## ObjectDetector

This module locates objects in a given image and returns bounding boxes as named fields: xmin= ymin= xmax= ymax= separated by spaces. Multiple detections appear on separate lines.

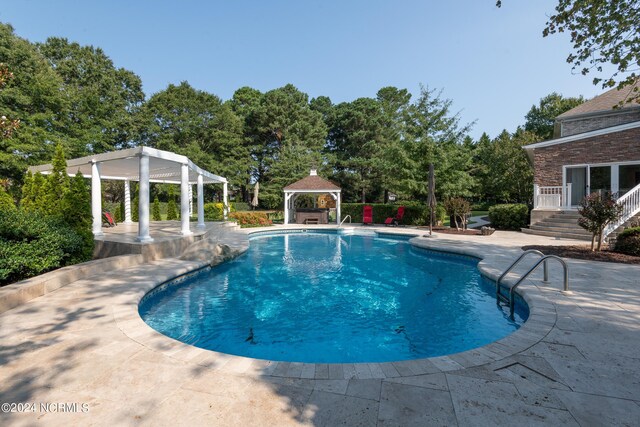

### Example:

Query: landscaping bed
xmin=417 ymin=226 xmax=482 ymax=236
xmin=522 ymin=245 xmax=640 ymax=265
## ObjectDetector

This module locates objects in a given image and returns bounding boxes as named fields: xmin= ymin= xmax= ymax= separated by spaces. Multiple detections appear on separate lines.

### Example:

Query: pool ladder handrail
xmin=496 ymin=250 xmax=569 ymax=318
xmin=339 ymin=215 xmax=352 ymax=227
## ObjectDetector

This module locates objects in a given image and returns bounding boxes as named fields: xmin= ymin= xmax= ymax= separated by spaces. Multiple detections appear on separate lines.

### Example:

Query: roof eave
xmin=523 ymin=121 xmax=640 ymax=151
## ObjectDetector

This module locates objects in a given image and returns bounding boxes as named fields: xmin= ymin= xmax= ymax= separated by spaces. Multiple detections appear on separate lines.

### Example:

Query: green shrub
xmin=229 ymin=212 xmax=272 ymax=228
xmin=152 ymin=196 xmax=162 ymax=221
xmin=204 ymin=202 xmax=236 ymax=221
xmin=614 ymin=227 xmax=640 ymax=256
xmin=234 ymin=202 xmax=250 ymax=211
xmin=0 ymin=210 xmax=86 ymax=285
xmin=0 ymin=186 xmax=16 ymax=212
xmin=488 ymin=204 xmax=529 ymax=230
xmin=166 ymin=185 xmax=178 ymax=220
xmin=341 ymin=203 xmax=426 ymax=225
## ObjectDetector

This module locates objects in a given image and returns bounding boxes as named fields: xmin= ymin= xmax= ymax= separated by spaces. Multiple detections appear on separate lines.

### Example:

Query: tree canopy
xmin=524 ymin=92 xmax=584 ymax=139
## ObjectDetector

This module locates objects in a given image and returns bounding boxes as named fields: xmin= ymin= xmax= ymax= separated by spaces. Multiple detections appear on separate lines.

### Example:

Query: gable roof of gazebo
xmin=284 ymin=172 xmax=340 ymax=192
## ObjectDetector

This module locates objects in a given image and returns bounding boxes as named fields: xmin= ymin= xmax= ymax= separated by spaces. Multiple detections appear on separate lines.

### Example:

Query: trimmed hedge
xmin=341 ymin=203 xmax=444 ymax=225
xmin=488 ymin=204 xmax=529 ymax=230
xmin=229 ymin=212 xmax=272 ymax=228
xmin=234 ymin=202 xmax=250 ymax=211
xmin=0 ymin=210 xmax=86 ymax=286
xmin=204 ymin=202 xmax=236 ymax=221
xmin=614 ymin=227 xmax=640 ymax=256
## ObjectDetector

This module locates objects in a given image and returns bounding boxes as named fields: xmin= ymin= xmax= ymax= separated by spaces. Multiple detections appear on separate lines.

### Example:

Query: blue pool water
xmin=139 ymin=232 xmax=528 ymax=363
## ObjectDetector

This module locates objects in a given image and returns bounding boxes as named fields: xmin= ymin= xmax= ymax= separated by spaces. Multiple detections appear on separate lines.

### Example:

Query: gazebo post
xmin=197 ymin=174 xmax=205 ymax=229
xmin=336 ymin=192 xmax=341 ymax=225
xmin=136 ymin=153 xmax=153 ymax=243
xmin=180 ymin=163 xmax=192 ymax=236
xmin=123 ymin=179 xmax=132 ymax=224
xmin=91 ymin=161 xmax=103 ymax=236
xmin=284 ymin=191 xmax=291 ymax=224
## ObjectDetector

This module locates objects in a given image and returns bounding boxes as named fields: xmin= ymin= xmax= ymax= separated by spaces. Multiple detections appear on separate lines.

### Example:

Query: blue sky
xmin=1 ymin=0 xmax=603 ymax=139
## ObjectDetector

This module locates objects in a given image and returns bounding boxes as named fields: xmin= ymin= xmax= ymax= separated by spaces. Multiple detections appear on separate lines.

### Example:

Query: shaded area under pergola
xmin=29 ymin=146 xmax=228 ymax=243
xmin=283 ymin=169 xmax=341 ymax=225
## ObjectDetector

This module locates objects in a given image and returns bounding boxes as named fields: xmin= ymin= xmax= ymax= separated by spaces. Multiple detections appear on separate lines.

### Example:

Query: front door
xmin=566 ymin=166 xmax=587 ymax=206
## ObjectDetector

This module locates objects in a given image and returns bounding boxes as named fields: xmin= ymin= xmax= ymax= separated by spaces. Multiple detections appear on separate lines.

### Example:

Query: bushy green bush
xmin=0 ymin=210 xmax=86 ymax=285
xmin=488 ymin=204 xmax=529 ymax=230
xmin=0 ymin=186 xmax=16 ymax=212
xmin=234 ymin=202 xmax=250 ymax=211
xmin=229 ymin=212 xmax=272 ymax=228
xmin=614 ymin=227 xmax=640 ymax=256
xmin=166 ymin=186 xmax=178 ymax=220
xmin=341 ymin=203 xmax=426 ymax=225
xmin=152 ymin=196 xmax=162 ymax=221
xmin=204 ymin=202 xmax=236 ymax=221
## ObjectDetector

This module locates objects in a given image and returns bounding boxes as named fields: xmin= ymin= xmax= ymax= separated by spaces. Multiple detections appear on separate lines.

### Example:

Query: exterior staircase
xmin=521 ymin=211 xmax=592 ymax=241
xmin=605 ymin=212 xmax=640 ymax=245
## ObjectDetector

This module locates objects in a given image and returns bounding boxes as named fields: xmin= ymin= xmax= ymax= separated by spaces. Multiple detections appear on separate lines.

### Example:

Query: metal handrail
xmin=507 ymin=255 xmax=569 ymax=318
xmin=339 ymin=215 xmax=352 ymax=227
xmin=496 ymin=250 xmax=547 ymax=300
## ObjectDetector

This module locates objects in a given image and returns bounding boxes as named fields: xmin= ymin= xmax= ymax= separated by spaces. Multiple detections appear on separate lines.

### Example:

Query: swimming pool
xmin=139 ymin=231 xmax=528 ymax=363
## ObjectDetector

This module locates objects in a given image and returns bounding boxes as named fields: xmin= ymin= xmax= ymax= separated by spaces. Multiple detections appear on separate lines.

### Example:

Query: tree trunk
xmin=384 ymin=189 xmax=389 ymax=204
xmin=361 ymin=188 xmax=366 ymax=204
xmin=596 ymin=227 xmax=603 ymax=251
xmin=590 ymin=233 xmax=596 ymax=251
xmin=454 ymin=216 xmax=460 ymax=231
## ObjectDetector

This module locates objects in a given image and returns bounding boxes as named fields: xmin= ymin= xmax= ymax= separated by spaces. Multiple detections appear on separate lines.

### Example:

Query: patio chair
xmin=102 ymin=211 xmax=117 ymax=227
xmin=384 ymin=206 xmax=405 ymax=227
xmin=363 ymin=205 xmax=373 ymax=225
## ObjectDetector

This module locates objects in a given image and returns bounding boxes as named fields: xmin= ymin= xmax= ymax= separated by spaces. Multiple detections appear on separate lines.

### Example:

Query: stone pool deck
xmin=1 ymin=226 xmax=639 ymax=426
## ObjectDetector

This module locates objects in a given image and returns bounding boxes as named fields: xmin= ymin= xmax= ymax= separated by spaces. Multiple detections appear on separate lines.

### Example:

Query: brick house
xmin=523 ymin=85 xmax=640 ymax=240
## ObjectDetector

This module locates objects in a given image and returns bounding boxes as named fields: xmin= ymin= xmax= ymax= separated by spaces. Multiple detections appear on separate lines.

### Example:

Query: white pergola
xmin=29 ymin=146 xmax=228 ymax=243
xmin=283 ymin=169 xmax=341 ymax=224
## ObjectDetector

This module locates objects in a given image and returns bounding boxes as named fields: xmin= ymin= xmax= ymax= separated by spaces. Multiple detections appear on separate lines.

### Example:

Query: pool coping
xmin=114 ymin=227 xmax=558 ymax=380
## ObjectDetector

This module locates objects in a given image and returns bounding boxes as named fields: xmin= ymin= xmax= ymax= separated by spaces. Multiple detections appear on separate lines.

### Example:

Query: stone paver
xmin=1 ymin=227 xmax=640 ymax=426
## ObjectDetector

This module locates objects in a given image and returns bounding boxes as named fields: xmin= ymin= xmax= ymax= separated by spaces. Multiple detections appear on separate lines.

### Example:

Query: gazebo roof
xmin=28 ymin=146 xmax=226 ymax=184
xmin=284 ymin=170 xmax=341 ymax=192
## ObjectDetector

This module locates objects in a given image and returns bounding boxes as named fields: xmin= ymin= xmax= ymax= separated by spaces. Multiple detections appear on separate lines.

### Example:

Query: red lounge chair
xmin=102 ymin=211 xmax=117 ymax=227
xmin=363 ymin=205 xmax=373 ymax=225
xmin=384 ymin=206 xmax=405 ymax=226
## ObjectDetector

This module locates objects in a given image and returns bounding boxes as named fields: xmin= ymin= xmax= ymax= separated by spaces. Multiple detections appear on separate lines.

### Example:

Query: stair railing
xmin=603 ymin=182 xmax=640 ymax=238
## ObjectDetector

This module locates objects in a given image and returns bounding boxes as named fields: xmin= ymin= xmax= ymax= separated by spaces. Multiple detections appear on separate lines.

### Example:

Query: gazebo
xmin=283 ymin=169 xmax=341 ymax=225
xmin=29 ymin=146 xmax=228 ymax=242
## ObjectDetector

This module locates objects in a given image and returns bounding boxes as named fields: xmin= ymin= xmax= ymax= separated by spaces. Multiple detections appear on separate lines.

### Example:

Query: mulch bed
xmin=417 ymin=226 xmax=482 ymax=236
xmin=522 ymin=245 xmax=640 ymax=265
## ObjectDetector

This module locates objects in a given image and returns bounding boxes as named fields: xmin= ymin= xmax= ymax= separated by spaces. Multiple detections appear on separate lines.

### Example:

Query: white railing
xmin=604 ymin=182 xmax=640 ymax=238
xmin=534 ymin=184 xmax=572 ymax=209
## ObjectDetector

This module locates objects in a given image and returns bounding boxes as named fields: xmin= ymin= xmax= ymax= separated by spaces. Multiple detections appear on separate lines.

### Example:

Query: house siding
xmin=560 ymin=109 xmax=640 ymax=137
xmin=533 ymin=126 xmax=640 ymax=186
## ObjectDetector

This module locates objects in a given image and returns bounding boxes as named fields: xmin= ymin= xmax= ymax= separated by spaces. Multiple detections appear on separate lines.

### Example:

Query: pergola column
xmin=189 ymin=184 xmax=193 ymax=216
xmin=91 ymin=161 xmax=103 ymax=236
xmin=123 ymin=179 xmax=132 ymax=224
xmin=181 ymin=163 xmax=192 ymax=236
xmin=197 ymin=174 xmax=205 ymax=229
xmin=136 ymin=153 xmax=153 ymax=242
xmin=223 ymin=182 xmax=228 ymax=220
